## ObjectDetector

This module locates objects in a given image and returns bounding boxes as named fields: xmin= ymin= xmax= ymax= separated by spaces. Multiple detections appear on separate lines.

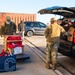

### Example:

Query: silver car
xmin=24 ymin=21 xmax=47 ymax=37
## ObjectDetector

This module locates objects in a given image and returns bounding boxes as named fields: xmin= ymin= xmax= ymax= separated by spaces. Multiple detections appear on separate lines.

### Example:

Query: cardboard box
xmin=67 ymin=27 xmax=75 ymax=41
xmin=4 ymin=35 xmax=24 ymax=55
xmin=8 ymin=47 xmax=24 ymax=55
xmin=0 ymin=55 xmax=16 ymax=72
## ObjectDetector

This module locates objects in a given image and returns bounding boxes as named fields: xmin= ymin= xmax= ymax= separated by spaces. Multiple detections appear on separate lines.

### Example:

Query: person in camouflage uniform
xmin=1 ymin=16 xmax=16 ymax=35
xmin=44 ymin=17 xmax=65 ymax=70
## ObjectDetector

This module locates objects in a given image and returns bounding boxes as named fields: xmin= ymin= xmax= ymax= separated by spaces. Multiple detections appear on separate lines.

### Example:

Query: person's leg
xmin=22 ymin=31 xmax=25 ymax=40
xmin=20 ymin=31 xmax=25 ymax=45
xmin=45 ymin=43 xmax=52 ymax=69
xmin=51 ymin=43 xmax=58 ymax=70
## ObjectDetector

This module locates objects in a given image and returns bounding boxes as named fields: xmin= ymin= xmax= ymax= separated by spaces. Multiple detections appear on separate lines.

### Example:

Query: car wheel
xmin=27 ymin=31 xmax=33 ymax=37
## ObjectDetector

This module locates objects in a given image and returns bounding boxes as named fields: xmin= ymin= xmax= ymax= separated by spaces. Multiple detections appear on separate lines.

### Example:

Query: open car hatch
xmin=38 ymin=6 xmax=75 ymax=18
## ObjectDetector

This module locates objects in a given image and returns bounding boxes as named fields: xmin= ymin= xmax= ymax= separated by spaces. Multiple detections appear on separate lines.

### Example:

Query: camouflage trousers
xmin=46 ymin=42 xmax=59 ymax=66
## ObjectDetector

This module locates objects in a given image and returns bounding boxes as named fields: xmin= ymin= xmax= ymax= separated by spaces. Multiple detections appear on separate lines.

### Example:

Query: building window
xmin=15 ymin=17 xmax=16 ymax=24
xmin=30 ymin=16 xmax=32 ymax=21
xmin=17 ymin=17 xmax=19 ymax=25
xmin=33 ymin=16 xmax=34 ymax=21
xmin=28 ymin=17 xmax=29 ymax=21
xmin=12 ymin=17 xmax=13 ymax=20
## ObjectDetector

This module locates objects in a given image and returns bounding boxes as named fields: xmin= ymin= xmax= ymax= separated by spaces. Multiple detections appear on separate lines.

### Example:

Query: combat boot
xmin=45 ymin=61 xmax=51 ymax=69
xmin=52 ymin=65 xmax=56 ymax=70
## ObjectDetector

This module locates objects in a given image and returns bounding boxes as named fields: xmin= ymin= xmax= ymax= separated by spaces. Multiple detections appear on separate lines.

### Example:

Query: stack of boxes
xmin=4 ymin=35 xmax=24 ymax=55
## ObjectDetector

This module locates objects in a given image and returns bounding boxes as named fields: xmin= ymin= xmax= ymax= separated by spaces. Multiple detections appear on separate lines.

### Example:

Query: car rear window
xmin=25 ymin=22 xmax=31 ymax=26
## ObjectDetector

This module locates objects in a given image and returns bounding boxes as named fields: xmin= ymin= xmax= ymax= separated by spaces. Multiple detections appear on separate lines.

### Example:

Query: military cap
xmin=6 ymin=16 xmax=11 ymax=21
xmin=50 ymin=17 xmax=57 ymax=22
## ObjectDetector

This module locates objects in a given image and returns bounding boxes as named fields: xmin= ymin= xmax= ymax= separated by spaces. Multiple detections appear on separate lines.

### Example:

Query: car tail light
xmin=73 ymin=31 xmax=75 ymax=44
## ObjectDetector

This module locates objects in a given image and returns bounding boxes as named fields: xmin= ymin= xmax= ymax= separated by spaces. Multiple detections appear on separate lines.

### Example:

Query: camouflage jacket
xmin=2 ymin=21 xmax=16 ymax=35
xmin=44 ymin=23 xmax=65 ymax=43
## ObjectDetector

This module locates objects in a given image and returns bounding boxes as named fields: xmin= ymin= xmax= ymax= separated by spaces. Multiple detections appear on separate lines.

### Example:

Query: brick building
xmin=0 ymin=12 xmax=36 ymax=27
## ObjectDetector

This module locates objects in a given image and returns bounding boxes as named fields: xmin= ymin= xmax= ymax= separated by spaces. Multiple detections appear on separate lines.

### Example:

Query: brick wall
xmin=0 ymin=12 xmax=36 ymax=26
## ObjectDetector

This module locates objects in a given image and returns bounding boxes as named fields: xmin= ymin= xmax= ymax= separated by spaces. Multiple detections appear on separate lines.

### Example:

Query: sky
xmin=0 ymin=0 xmax=75 ymax=24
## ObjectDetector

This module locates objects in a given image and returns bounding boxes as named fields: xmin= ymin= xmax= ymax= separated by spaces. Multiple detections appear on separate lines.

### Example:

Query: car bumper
xmin=59 ymin=39 xmax=72 ymax=56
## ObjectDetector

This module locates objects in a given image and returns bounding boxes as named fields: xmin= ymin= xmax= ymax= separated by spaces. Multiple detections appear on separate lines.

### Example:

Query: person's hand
xmin=13 ymin=32 xmax=16 ymax=35
xmin=65 ymin=32 xmax=72 ymax=36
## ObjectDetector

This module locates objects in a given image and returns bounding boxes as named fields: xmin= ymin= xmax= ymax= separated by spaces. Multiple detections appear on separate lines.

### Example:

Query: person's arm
xmin=44 ymin=26 xmax=52 ymax=38
xmin=18 ymin=24 xmax=21 ymax=31
xmin=60 ymin=26 xmax=65 ymax=33
xmin=60 ymin=26 xmax=72 ymax=36
xmin=11 ymin=22 xmax=16 ymax=34
xmin=0 ymin=26 xmax=5 ymax=36
xmin=13 ymin=23 xmax=16 ymax=32
xmin=1 ymin=22 xmax=6 ymax=35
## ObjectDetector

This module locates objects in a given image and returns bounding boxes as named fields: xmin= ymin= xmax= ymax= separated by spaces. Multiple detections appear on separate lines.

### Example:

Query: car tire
xmin=27 ymin=31 xmax=33 ymax=37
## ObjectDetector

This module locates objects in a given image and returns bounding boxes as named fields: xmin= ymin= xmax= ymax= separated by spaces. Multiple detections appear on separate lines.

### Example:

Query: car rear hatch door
xmin=38 ymin=6 xmax=75 ymax=18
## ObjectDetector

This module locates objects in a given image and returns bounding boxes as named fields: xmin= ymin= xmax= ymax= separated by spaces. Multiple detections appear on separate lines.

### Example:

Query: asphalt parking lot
xmin=25 ymin=35 xmax=75 ymax=75
xmin=0 ymin=35 xmax=75 ymax=75
xmin=0 ymin=36 xmax=58 ymax=75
